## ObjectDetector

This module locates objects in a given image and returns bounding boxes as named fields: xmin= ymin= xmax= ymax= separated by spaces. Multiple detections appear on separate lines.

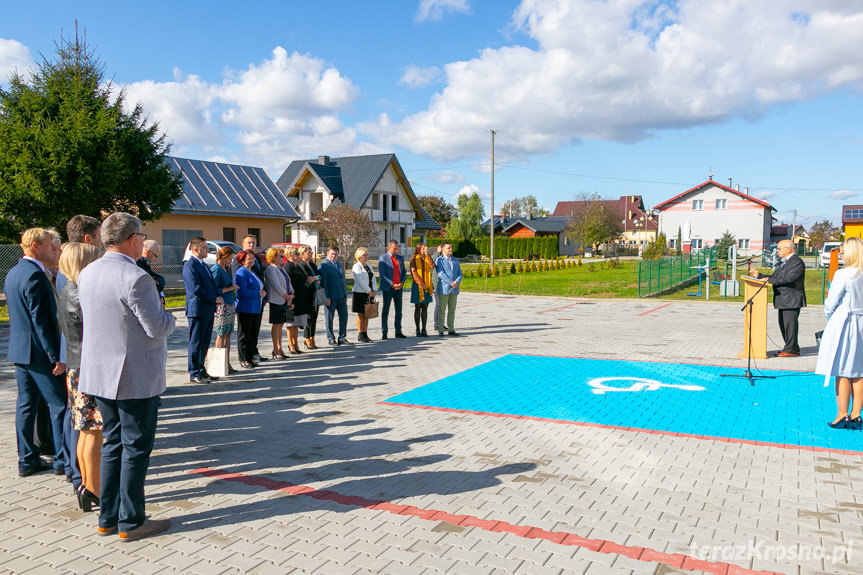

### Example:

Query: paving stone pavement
xmin=0 ymin=293 xmax=859 ymax=575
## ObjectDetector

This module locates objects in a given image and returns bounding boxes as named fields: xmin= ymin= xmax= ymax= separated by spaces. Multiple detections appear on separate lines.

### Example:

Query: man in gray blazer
xmin=78 ymin=212 xmax=176 ymax=542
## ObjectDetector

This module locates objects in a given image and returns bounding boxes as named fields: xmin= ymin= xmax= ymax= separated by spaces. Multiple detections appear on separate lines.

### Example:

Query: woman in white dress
xmin=815 ymin=236 xmax=863 ymax=429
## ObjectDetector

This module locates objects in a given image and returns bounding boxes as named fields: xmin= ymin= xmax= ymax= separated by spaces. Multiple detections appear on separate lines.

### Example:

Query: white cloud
xmin=427 ymin=170 xmax=465 ymax=184
xmin=400 ymin=65 xmax=441 ymax=89
xmin=124 ymin=69 xmax=219 ymax=148
xmin=375 ymin=0 xmax=863 ymax=162
xmin=0 ymin=38 xmax=34 ymax=83
xmin=416 ymin=0 xmax=471 ymax=22
xmin=756 ymin=191 xmax=776 ymax=201
xmin=830 ymin=189 xmax=856 ymax=200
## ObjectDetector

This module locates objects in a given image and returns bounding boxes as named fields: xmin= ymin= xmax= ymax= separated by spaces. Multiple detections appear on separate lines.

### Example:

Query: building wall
xmin=509 ymin=226 xmax=537 ymax=238
xmin=844 ymin=223 xmax=863 ymax=239
xmin=291 ymin=163 xmax=416 ymax=257
xmin=658 ymin=184 xmax=769 ymax=255
xmin=142 ymin=214 xmax=289 ymax=248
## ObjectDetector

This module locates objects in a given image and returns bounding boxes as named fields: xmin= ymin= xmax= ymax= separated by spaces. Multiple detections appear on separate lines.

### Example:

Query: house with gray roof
xmin=276 ymin=154 xmax=440 ymax=255
xmin=142 ymin=156 xmax=300 ymax=252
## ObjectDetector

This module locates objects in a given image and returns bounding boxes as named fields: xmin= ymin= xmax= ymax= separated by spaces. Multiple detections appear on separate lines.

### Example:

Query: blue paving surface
xmin=386 ymin=355 xmax=863 ymax=452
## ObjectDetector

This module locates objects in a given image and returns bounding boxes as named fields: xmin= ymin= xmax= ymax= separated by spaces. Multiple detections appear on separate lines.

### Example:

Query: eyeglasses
xmin=129 ymin=232 xmax=148 ymax=240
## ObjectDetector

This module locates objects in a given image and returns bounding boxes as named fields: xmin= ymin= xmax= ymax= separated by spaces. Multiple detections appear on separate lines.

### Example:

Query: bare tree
xmin=309 ymin=201 xmax=380 ymax=265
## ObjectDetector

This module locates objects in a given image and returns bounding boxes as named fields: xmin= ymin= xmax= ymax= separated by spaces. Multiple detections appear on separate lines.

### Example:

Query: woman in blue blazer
xmin=235 ymin=250 xmax=266 ymax=368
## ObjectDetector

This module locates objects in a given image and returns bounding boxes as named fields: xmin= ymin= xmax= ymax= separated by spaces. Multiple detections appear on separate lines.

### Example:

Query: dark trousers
xmin=35 ymin=398 xmax=54 ymax=455
xmin=304 ymin=305 xmax=319 ymax=339
xmin=414 ymin=302 xmax=430 ymax=331
xmin=237 ymin=312 xmax=260 ymax=363
xmin=15 ymin=363 xmax=68 ymax=472
xmin=252 ymin=312 xmax=263 ymax=356
xmin=778 ymin=308 xmax=801 ymax=354
xmin=381 ymin=289 xmax=403 ymax=335
xmin=324 ymin=298 xmax=348 ymax=342
xmin=95 ymin=396 xmax=159 ymax=532
xmin=187 ymin=315 xmax=214 ymax=377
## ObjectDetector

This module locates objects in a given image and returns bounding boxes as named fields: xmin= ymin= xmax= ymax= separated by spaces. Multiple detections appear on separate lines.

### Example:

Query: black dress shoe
xmin=395 ymin=333 xmax=407 ymax=338
xmin=19 ymin=461 xmax=52 ymax=478
xmin=381 ymin=334 xmax=388 ymax=340
xmin=447 ymin=331 xmax=460 ymax=336
xmin=202 ymin=372 xmax=219 ymax=381
xmin=338 ymin=339 xmax=352 ymax=345
xmin=421 ymin=329 xmax=428 ymax=337
xmin=190 ymin=376 xmax=210 ymax=384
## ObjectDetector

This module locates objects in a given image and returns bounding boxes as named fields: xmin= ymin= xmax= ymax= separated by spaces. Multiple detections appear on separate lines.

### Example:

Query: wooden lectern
xmin=738 ymin=276 xmax=769 ymax=359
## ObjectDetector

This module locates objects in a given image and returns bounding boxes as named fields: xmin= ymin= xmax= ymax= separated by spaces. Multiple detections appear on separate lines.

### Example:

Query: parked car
xmin=268 ymin=242 xmax=305 ymax=252
xmin=183 ymin=240 xmax=243 ymax=266
xmin=818 ymin=241 xmax=844 ymax=269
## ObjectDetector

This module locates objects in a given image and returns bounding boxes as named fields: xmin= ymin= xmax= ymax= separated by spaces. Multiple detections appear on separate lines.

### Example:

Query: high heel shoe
xmin=829 ymin=416 xmax=853 ymax=429
xmin=289 ymin=347 xmax=302 ymax=355
xmin=308 ymin=337 xmax=318 ymax=349
xmin=77 ymin=486 xmax=99 ymax=512
xmin=271 ymin=351 xmax=288 ymax=360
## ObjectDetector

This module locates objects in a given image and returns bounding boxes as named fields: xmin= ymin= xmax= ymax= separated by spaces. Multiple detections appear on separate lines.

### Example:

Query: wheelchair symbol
xmin=587 ymin=377 xmax=705 ymax=395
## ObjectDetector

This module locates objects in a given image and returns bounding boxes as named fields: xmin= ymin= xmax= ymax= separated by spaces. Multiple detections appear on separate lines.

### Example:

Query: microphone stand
xmin=720 ymin=276 xmax=775 ymax=385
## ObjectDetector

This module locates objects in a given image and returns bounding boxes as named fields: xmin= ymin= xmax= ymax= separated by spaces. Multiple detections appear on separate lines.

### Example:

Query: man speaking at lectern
xmin=749 ymin=239 xmax=806 ymax=357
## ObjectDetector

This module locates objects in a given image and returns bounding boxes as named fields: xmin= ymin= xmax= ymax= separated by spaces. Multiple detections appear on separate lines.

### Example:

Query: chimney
xmin=318 ymin=155 xmax=330 ymax=165
xmin=736 ymin=184 xmax=740 ymax=191
xmin=744 ymin=187 xmax=749 ymax=194
xmin=728 ymin=177 xmax=733 ymax=188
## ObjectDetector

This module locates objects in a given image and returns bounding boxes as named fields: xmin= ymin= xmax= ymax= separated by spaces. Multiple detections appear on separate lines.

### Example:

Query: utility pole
xmin=490 ymin=130 xmax=496 ymax=268
xmin=791 ymin=209 xmax=797 ymax=250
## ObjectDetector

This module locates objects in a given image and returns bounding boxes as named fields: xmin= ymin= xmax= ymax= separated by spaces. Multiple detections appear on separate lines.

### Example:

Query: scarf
xmin=413 ymin=255 xmax=433 ymax=303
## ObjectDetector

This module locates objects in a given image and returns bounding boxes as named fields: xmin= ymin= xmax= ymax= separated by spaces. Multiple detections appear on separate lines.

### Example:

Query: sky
xmin=2 ymin=0 xmax=862 ymax=230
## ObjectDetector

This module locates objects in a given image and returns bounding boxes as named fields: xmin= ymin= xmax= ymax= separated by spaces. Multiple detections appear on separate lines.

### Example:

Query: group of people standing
xmin=183 ymin=238 xmax=466 ymax=380
xmin=7 ymin=213 xmax=176 ymax=542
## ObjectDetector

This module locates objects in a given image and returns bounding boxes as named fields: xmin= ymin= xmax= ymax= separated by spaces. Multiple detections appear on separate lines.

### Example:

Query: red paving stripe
xmin=638 ymin=302 xmax=672 ymax=316
xmin=539 ymin=302 xmax=583 ymax=313
xmin=378 ymin=401 xmax=863 ymax=457
xmin=189 ymin=466 xmax=782 ymax=575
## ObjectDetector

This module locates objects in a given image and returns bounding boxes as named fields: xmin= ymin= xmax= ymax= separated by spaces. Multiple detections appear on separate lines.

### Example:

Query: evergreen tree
xmin=0 ymin=30 xmax=181 ymax=241
xmin=715 ymin=230 xmax=736 ymax=259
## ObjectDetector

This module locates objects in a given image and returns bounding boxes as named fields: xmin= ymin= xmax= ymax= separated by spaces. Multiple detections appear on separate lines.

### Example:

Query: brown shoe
xmin=97 ymin=525 xmax=118 ymax=536
xmin=776 ymin=351 xmax=800 ymax=357
xmin=118 ymin=518 xmax=171 ymax=542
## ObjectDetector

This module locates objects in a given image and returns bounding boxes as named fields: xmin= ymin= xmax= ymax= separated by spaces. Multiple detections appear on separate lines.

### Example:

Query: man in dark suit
xmin=137 ymin=239 xmax=166 ymax=305
xmin=750 ymin=239 xmax=806 ymax=357
xmin=5 ymin=228 xmax=69 ymax=477
xmin=182 ymin=237 xmax=223 ymax=383
xmin=319 ymin=245 xmax=350 ymax=345
xmin=378 ymin=240 xmax=407 ymax=339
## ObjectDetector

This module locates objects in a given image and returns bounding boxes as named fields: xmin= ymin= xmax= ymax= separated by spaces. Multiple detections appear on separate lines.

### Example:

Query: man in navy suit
xmin=5 ymin=228 xmax=69 ymax=477
xmin=319 ymin=245 xmax=350 ymax=345
xmin=183 ymin=237 xmax=223 ymax=383
xmin=378 ymin=240 xmax=407 ymax=339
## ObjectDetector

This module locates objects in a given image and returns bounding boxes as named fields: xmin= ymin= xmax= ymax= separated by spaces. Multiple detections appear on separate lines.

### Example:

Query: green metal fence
xmin=637 ymin=247 xmax=718 ymax=297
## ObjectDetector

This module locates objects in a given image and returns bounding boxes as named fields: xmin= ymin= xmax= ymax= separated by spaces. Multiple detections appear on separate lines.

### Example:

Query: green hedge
xmin=426 ymin=236 xmax=558 ymax=259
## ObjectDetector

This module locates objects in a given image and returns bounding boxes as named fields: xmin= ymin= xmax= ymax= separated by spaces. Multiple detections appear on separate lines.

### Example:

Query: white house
xmin=275 ymin=154 xmax=439 ymax=255
xmin=654 ymin=178 xmax=774 ymax=256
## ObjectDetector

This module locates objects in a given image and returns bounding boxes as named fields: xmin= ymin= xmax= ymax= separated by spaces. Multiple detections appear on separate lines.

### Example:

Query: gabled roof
xmin=501 ymin=217 xmax=569 ymax=234
xmin=552 ymin=196 xmax=657 ymax=230
xmin=167 ymin=157 xmax=299 ymax=220
xmin=276 ymin=154 xmax=438 ymax=229
xmin=654 ymin=179 xmax=774 ymax=211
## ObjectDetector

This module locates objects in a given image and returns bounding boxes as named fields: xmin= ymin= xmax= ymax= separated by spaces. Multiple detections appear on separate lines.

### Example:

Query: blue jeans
xmin=381 ymin=289 xmax=403 ymax=336
xmin=95 ymin=396 xmax=159 ymax=532
xmin=324 ymin=297 xmax=348 ymax=342
xmin=15 ymin=363 xmax=68 ymax=472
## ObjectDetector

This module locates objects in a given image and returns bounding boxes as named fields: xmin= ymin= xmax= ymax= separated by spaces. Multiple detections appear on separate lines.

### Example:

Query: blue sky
xmin=2 ymin=0 xmax=862 ymax=230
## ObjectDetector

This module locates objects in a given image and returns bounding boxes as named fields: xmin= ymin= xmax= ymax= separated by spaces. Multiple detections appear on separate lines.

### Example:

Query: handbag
xmin=204 ymin=347 xmax=229 ymax=378
xmin=364 ymin=298 xmax=379 ymax=319
xmin=314 ymin=286 xmax=327 ymax=307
